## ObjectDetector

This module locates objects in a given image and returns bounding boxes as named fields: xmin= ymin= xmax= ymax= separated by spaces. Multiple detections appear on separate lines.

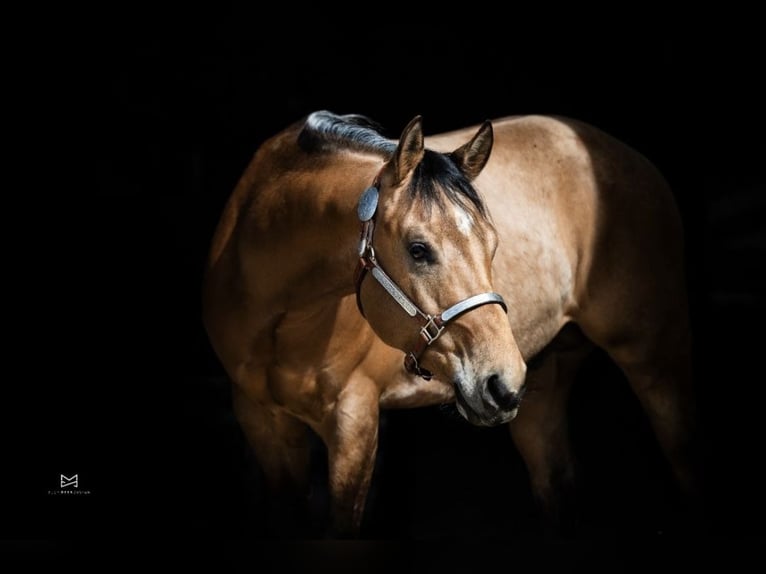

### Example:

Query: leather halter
xmin=354 ymin=176 xmax=508 ymax=380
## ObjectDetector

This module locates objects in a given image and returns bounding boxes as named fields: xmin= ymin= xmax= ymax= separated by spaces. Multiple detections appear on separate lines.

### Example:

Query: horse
xmin=202 ymin=110 xmax=698 ymax=536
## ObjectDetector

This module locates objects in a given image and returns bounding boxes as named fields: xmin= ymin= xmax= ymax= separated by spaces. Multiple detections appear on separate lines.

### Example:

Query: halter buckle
xmin=420 ymin=316 xmax=444 ymax=345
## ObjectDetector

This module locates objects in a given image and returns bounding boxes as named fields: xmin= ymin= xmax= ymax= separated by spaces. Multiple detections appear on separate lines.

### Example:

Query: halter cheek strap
xmin=354 ymin=179 xmax=508 ymax=380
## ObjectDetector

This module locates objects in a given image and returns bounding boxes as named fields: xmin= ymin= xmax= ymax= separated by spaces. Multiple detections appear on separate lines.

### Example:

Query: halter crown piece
xmin=353 ymin=176 xmax=508 ymax=380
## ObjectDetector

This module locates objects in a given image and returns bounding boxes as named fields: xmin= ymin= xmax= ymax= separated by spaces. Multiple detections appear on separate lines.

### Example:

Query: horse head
xmin=356 ymin=116 xmax=527 ymax=426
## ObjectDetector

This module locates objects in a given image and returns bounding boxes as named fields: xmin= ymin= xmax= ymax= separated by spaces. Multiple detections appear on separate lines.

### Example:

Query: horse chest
xmin=271 ymin=303 xmax=369 ymax=370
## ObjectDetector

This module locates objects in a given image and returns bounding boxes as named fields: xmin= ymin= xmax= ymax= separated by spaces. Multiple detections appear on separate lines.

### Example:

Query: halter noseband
xmin=353 ymin=177 xmax=508 ymax=380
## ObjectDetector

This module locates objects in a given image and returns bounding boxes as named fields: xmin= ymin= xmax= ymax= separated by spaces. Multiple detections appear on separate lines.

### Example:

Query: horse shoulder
xmin=489 ymin=116 xmax=686 ymax=358
xmin=555 ymin=119 xmax=686 ymax=352
xmin=465 ymin=117 xmax=596 ymax=356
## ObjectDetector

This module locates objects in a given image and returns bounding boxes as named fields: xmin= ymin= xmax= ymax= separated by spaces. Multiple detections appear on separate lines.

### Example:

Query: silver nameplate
xmin=371 ymin=267 xmax=418 ymax=317
xmin=357 ymin=186 xmax=379 ymax=222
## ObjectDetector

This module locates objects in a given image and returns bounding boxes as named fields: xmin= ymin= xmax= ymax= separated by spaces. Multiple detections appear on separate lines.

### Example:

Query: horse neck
xmin=241 ymin=151 xmax=384 ymax=310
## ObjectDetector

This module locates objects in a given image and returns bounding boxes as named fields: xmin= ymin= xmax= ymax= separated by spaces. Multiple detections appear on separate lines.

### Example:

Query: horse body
xmin=203 ymin=113 xmax=695 ymax=535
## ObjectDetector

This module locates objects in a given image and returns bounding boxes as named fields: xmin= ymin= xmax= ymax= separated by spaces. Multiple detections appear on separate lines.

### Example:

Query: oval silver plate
xmin=357 ymin=186 xmax=379 ymax=222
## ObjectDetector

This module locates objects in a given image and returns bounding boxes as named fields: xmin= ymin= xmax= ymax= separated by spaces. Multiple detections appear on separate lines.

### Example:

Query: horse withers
xmin=202 ymin=111 xmax=698 ymax=536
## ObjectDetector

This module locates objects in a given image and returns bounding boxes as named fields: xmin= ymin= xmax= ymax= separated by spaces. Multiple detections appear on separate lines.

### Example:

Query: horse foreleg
xmin=231 ymin=384 xmax=312 ymax=535
xmin=321 ymin=377 xmax=380 ymax=537
xmin=610 ymin=340 xmax=701 ymax=513
xmin=509 ymin=344 xmax=589 ymax=532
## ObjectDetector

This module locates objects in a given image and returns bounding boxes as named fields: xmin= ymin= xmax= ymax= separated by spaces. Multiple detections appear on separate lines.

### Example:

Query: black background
xmin=6 ymin=4 xmax=765 ymax=570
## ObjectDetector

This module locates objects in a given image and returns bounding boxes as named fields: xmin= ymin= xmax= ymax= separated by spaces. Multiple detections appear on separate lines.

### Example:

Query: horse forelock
xmin=407 ymin=150 xmax=488 ymax=220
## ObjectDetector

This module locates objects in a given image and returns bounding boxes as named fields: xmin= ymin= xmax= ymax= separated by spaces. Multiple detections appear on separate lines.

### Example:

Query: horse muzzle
xmin=454 ymin=373 xmax=525 ymax=427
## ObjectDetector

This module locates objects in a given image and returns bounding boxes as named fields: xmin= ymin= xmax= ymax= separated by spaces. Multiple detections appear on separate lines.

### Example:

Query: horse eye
xmin=408 ymin=242 xmax=430 ymax=261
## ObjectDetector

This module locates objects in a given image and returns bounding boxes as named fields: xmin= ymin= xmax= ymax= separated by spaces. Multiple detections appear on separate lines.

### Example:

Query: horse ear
xmin=450 ymin=120 xmax=493 ymax=180
xmin=392 ymin=115 xmax=425 ymax=183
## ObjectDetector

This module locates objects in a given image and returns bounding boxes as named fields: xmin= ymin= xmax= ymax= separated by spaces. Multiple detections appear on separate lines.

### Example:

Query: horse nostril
xmin=485 ymin=374 xmax=520 ymax=411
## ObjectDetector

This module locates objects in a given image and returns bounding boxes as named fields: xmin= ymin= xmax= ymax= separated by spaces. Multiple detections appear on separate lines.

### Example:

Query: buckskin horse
xmin=202 ymin=111 xmax=698 ymax=536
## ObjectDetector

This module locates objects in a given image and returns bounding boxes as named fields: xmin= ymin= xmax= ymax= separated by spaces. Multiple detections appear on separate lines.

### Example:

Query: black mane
xmin=299 ymin=111 xmax=486 ymax=216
